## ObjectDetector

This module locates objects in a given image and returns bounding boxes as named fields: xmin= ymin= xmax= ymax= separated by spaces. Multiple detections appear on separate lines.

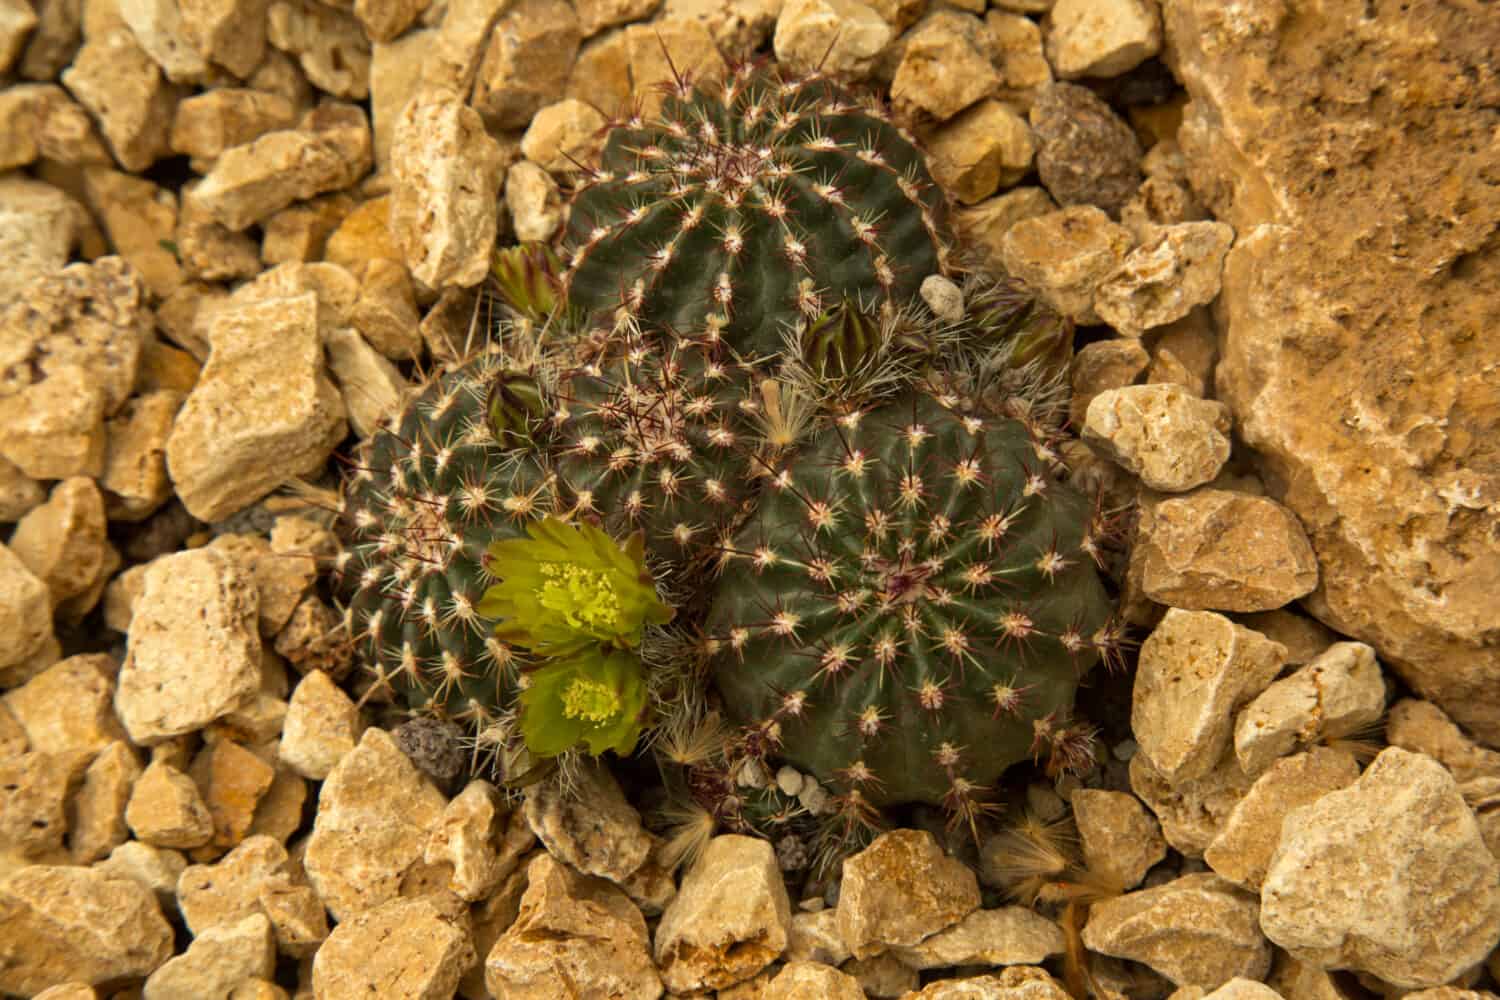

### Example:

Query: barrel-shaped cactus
xmin=705 ymin=392 xmax=1120 ymax=818
xmin=563 ymin=63 xmax=951 ymax=358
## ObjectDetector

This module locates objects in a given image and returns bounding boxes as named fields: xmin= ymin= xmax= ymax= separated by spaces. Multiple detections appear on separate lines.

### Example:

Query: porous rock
xmin=891 ymin=12 xmax=999 ymax=122
xmin=523 ymin=758 xmax=653 ymax=885
xmin=1084 ymin=384 xmax=1232 ymax=492
xmin=313 ymin=895 xmax=475 ymax=1000
xmin=266 ymin=0 xmax=369 ymax=99
xmin=126 ymin=758 xmax=214 ymax=849
xmin=837 ymin=828 xmax=981 ymax=960
xmin=1095 ymin=222 xmax=1236 ymax=337
xmin=773 ymin=0 xmax=891 ymax=80
xmin=1385 ymin=698 xmax=1500 ymax=785
xmin=1233 ymin=642 xmax=1385 ymax=775
xmin=891 ymin=906 xmax=1067 ymax=969
xmin=901 ymin=966 xmax=1073 ymax=1000
xmin=142 ymin=912 xmax=274 ymax=1000
xmin=60 ymin=29 xmax=179 ymax=172
xmin=1045 ymin=0 xmax=1161 ymax=80
xmin=1129 ymin=746 xmax=1257 ymax=858
xmin=470 ymin=0 xmax=581 ymax=129
xmin=1001 ymin=205 xmax=1133 ymax=323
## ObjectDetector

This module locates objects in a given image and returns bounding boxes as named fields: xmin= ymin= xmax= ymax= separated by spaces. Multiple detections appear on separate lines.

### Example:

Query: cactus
xmin=562 ymin=62 xmax=951 ymax=358
xmin=705 ymin=391 xmax=1121 ymax=827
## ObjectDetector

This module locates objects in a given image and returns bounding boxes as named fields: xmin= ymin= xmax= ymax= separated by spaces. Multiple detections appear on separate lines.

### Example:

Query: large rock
xmin=836 ymin=828 xmax=981 ymax=960
xmin=1164 ymin=0 xmax=1500 ymax=743
xmin=313 ymin=896 xmax=475 ymax=999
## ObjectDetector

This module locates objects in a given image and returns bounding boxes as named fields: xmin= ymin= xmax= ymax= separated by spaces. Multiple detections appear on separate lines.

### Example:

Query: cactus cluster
xmin=336 ymin=62 xmax=1123 ymax=859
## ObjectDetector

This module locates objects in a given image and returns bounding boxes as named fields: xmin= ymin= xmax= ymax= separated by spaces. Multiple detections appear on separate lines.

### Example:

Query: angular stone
xmin=902 ymin=967 xmax=1073 ymax=1000
xmin=126 ymin=758 xmax=214 ymax=849
xmin=1070 ymin=338 xmax=1150 ymax=429
xmin=189 ymin=738 xmax=276 ymax=848
xmin=325 ymin=327 xmax=407 ymax=438
xmin=1084 ymin=384 xmax=1231 ymax=492
xmin=1071 ymin=789 xmax=1167 ymax=891
xmin=0 ymin=750 xmax=90 ymax=858
xmin=207 ymin=534 xmax=313 ymax=638
xmin=175 ymin=834 xmax=288 ymax=933
xmin=520 ymin=97 xmax=606 ymax=174
xmin=1028 ymin=82 xmax=1142 ymax=216
xmin=60 ymin=29 xmax=179 ymax=171
xmin=312 ymin=895 xmax=474 ymax=999
xmin=0 ymin=455 xmax=46 ymax=523
xmin=143 ymin=912 xmax=274 ymax=1000
xmin=765 ymin=961 xmax=865 ymax=1000
xmin=664 ymin=0 xmax=781 ymax=51
xmin=170 ymin=88 xmax=298 ymax=164
xmin=1001 ymin=205 xmax=1133 ymax=323
xmin=575 ymin=0 xmax=659 ymax=35
xmin=2 ymin=654 xmax=122 ymax=756
xmin=845 ymin=951 xmax=918 ymax=997
xmin=8 ymin=478 xmax=109 ymax=610
xmin=523 ymin=759 xmax=653 ymax=885
xmin=303 ymin=727 xmax=448 ymax=921
xmin=471 ymin=0 xmax=580 ymax=129
xmin=175 ymin=181 xmax=262 ymax=283
xmin=179 ymin=0 xmax=267 ymax=77
xmin=563 ymin=31 xmax=631 ymax=119
xmin=1386 ymin=698 xmax=1500 ymax=785
xmin=892 ymin=906 xmax=1066 ymax=969
xmin=68 ymin=740 xmax=143 ymax=863
xmin=279 ymin=669 xmax=363 ymax=780
xmin=166 ymin=292 xmax=347 ymax=522
xmin=255 ymin=877 xmax=327 ymax=957
xmin=96 ymin=840 xmax=189 ymax=911
xmin=485 ymin=852 xmax=661 ymax=1000
xmin=655 ymin=834 xmax=792 ymax=992
xmin=423 ymin=779 xmax=512 ymax=902
xmin=787 ymin=908 xmax=850 ymax=965
xmin=1261 ymin=748 xmax=1500 ymax=988
xmin=1233 ymin=642 xmax=1385 ymax=775
xmin=0 ymin=84 xmax=104 ymax=170
xmin=416 ymin=0 xmax=507 ymax=94
xmin=1203 ymin=746 xmax=1360 ymax=891
xmin=348 ymin=261 xmax=422 ymax=368
xmin=1132 ymin=490 xmax=1320 ymax=613
xmin=102 ymin=391 xmax=182 ymax=521
xmin=1045 ymin=0 xmax=1160 ymax=79
xmin=838 ymin=828 xmax=981 ymax=960
xmin=505 ymin=159 xmax=562 ymax=243
xmin=891 ymin=11 xmax=999 ymax=122
xmin=1130 ymin=746 xmax=1257 ymax=858
xmin=982 ymin=11 xmax=1053 ymax=110
xmin=1095 ymin=222 xmax=1235 ymax=337
xmin=266 ymin=0 xmax=369 ymax=98
xmin=457 ymin=866 xmax=528 ymax=998
xmin=0 ymin=545 xmax=56 ymax=676
xmin=927 ymin=99 xmax=1035 ymax=206
xmin=0 ymin=0 xmax=38 ymax=73
xmin=0 ymin=865 xmax=174 ymax=997
xmin=1132 ymin=609 xmax=1287 ymax=783
xmin=260 ymin=193 xmax=354 ymax=265
xmin=621 ymin=19 xmax=726 ymax=117
xmin=273 ymin=595 xmax=352 ymax=680
xmin=773 ymin=0 xmax=891 ymax=80
xmin=354 ymin=0 xmax=426 ymax=43
xmin=118 ymin=0 xmax=209 ymax=82
xmin=1082 ymin=872 xmax=1270 ymax=989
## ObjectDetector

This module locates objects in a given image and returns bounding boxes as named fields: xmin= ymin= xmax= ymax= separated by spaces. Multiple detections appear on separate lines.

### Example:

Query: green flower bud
xmin=491 ymin=242 xmax=566 ymax=323
xmin=485 ymin=368 xmax=547 ymax=449
xmin=801 ymin=298 xmax=879 ymax=381
xmin=519 ymin=647 xmax=648 ymax=756
xmin=479 ymin=517 xmax=673 ymax=653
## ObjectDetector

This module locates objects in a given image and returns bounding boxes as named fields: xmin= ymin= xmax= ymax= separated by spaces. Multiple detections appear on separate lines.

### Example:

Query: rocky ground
xmin=2 ymin=0 xmax=1499 ymax=997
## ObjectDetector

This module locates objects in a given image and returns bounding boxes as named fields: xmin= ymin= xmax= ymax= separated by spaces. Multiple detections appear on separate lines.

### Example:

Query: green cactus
xmin=562 ymin=63 xmax=951 ymax=358
xmin=705 ymin=391 xmax=1121 ymax=824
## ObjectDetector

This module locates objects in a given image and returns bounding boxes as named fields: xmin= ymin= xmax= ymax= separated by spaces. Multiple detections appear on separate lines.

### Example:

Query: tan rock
xmin=0 ymin=176 xmax=91 ymax=330
xmin=389 ymin=92 xmax=504 ymax=289
xmin=471 ymin=0 xmax=581 ymax=129
xmin=170 ymin=88 xmax=298 ymax=164
xmin=663 ymin=0 xmax=780 ymax=51
xmin=505 ymin=159 xmax=562 ymax=243
xmin=260 ymin=193 xmax=354 ymax=265
xmin=9 ymin=478 xmax=110 ymax=610
xmin=1201 ymin=979 xmax=1283 ymax=1000
xmin=154 ymin=281 xmax=227 ymax=361
xmin=32 ymin=984 xmax=100 ymax=1000
xmin=1203 ymin=746 xmax=1360 ymax=891
xmin=837 ymin=828 xmax=981 ymax=960
xmin=423 ymin=779 xmax=510 ymax=901
xmin=118 ymin=0 xmax=209 ymax=82
xmin=369 ymin=29 xmax=430 ymax=171
xmin=563 ymin=30 xmax=632 ymax=119
xmin=457 ymin=865 xmax=528 ymax=997
xmin=266 ymin=0 xmax=368 ymax=98
xmin=177 ymin=0 xmax=266 ymax=76
xmin=101 ymin=392 xmax=181 ymax=521
xmin=0 ymin=456 xmax=46 ymax=522
xmin=892 ymin=906 xmax=1066 ymax=969
xmin=1132 ymin=609 xmax=1287 ymax=783
xmin=418 ymin=286 xmax=480 ymax=363
xmin=1261 ymin=748 xmax=1500 ymax=988
xmin=279 ymin=670 xmax=363 ymax=780
xmin=575 ymin=0 xmax=660 ymax=35
xmin=0 ymin=750 xmax=90 ymax=858
xmin=60 ymin=28 xmax=179 ymax=171
xmin=1084 ymin=384 xmax=1232 ymax=492
xmin=1069 ymin=338 xmax=1149 ymax=428
xmin=1123 ymin=175 xmax=1209 ymax=243
xmin=325 ymin=196 xmax=402 ymax=271
xmin=0 ymin=865 xmax=174 ymax=997
xmin=901 ymin=966 xmax=1073 ymax=1000
xmin=1166 ymin=0 xmax=1500 ymax=745
xmin=127 ymin=758 xmax=215 ymax=849
xmin=787 ymin=907 xmax=850 ymax=965
xmin=175 ymin=834 xmax=289 ymax=933
xmin=208 ymin=533 xmax=315 ymax=637
xmin=523 ymin=760 xmax=654 ymax=885
xmin=354 ymin=0 xmax=426 ymax=43
xmin=773 ymin=0 xmax=891 ymax=80
xmin=116 ymin=549 xmax=263 ymax=744
xmin=68 ymin=740 xmax=143 ymax=863
xmin=255 ymin=876 xmax=327 ymax=957
xmin=1094 ymin=222 xmax=1234 ymax=337
xmin=765 ymin=961 xmax=864 ymax=1000
xmin=1131 ymin=490 xmax=1319 ymax=612
xmin=143 ymin=912 xmax=275 ymax=1000
xmin=273 ymin=594 xmax=353 ymax=679
xmin=485 ymin=852 xmax=662 ymax=1000
xmin=325 ymin=327 xmax=408 ymax=438
xmin=0 ymin=545 xmax=58 ymax=674
xmin=2 ymin=654 xmax=122 ymax=756
xmin=982 ymin=11 xmax=1053 ymax=108
xmin=313 ymin=895 xmax=474 ymax=999
xmin=1001 ymin=205 xmax=1133 ymax=324
xmin=1233 ymin=642 xmax=1385 ymax=775
xmin=0 ymin=0 xmax=39 ymax=73
xmin=232 ymin=258 xmax=360 ymax=334
xmin=891 ymin=11 xmax=999 ymax=122
xmin=189 ymin=102 xmax=371 ymax=231
xmin=1129 ymin=746 xmax=1257 ymax=857
xmin=303 ymin=727 xmax=448 ymax=921
xmin=520 ymin=97 xmax=606 ymax=174
xmin=1045 ymin=0 xmax=1160 ymax=79
xmin=927 ymin=99 xmax=1034 ymax=205
xmin=1385 ymin=698 xmax=1500 ymax=785
xmin=1071 ymin=789 xmax=1166 ymax=891
xmin=175 ymin=180 xmax=262 ymax=282
xmin=94 ymin=840 xmax=189 ymax=910
xmin=417 ymin=0 xmax=508 ymax=95
xmin=1082 ymin=872 xmax=1270 ymax=989
xmin=624 ymin=19 xmax=727 ymax=116
xmin=190 ymin=738 xmax=276 ymax=848
xmin=845 ymin=951 xmax=918 ymax=996
xmin=655 ymin=834 xmax=791 ymax=992
xmin=166 ymin=292 xmax=347 ymax=521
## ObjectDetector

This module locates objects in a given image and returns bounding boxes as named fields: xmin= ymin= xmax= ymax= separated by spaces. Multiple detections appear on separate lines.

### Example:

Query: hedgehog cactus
xmin=562 ymin=63 xmax=951 ymax=358
xmin=705 ymin=392 xmax=1120 ymax=822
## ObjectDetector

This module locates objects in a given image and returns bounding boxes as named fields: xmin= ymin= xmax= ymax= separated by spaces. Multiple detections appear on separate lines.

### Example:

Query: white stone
xmin=1045 ymin=0 xmax=1162 ymax=79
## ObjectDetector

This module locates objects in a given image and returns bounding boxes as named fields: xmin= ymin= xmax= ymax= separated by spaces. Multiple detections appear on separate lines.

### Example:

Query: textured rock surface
xmin=523 ymin=760 xmax=653 ymax=885
xmin=837 ymin=828 xmax=981 ymax=960
xmin=1001 ymin=205 xmax=1133 ymax=323
xmin=1166 ymin=0 xmax=1500 ymax=744
xmin=901 ymin=966 xmax=1073 ymax=1000
xmin=1260 ymin=748 xmax=1500 ymax=988
xmin=312 ymin=895 xmax=475 ymax=1000
xmin=1233 ymin=641 xmax=1386 ymax=774
xmin=891 ymin=906 xmax=1066 ymax=969
xmin=765 ymin=960 xmax=866 ymax=1000
xmin=1085 ymin=384 xmax=1232 ymax=492
xmin=1071 ymin=788 xmax=1167 ymax=891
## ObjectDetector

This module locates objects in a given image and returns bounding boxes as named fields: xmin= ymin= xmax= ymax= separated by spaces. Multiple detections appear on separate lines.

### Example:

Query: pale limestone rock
xmin=983 ymin=11 xmax=1053 ymax=108
xmin=155 ymin=281 xmax=227 ymax=360
xmin=81 ymin=167 xmax=182 ymax=298
xmin=1084 ymin=384 xmax=1231 ymax=492
xmin=456 ymin=866 xmax=527 ymax=997
xmin=1130 ymin=747 xmax=1257 ymax=857
xmin=176 ymin=181 xmax=262 ymax=282
xmin=523 ymin=760 xmax=653 ymax=885
xmin=260 ymin=193 xmax=354 ymax=265
xmin=927 ymin=99 xmax=1034 ymax=205
xmin=1233 ymin=642 xmax=1385 ymax=775
xmin=0 ymin=544 xmax=56 ymax=671
xmin=1082 ymin=872 xmax=1270 ymax=989
xmin=266 ymin=0 xmax=368 ymax=98
xmin=1094 ymin=222 xmax=1235 ymax=337
xmin=1001 ymin=205 xmax=1133 ymax=323
xmin=0 ymin=750 xmax=90 ymax=857
xmin=1071 ymin=789 xmax=1166 ymax=891
xmin=61 ymin=28 xmax=179 ymax=171
xmin=1045 ymin=0 xmax=1160 ymax=79
xmin=1131 ymin=491 xmax=1320 ymax=612
xmin=0 ymin=456 xmax=45 ymax=522
xmin=312 ymin=896 xmax=475 ymax=999
xmin=279 ymin=670 xmax=363 ymax=780
xmin=664 ymin=0 xmax=780 ymax=51
xmin=255 ymin=877 xmax=327 ymax=957
xmin=390 ymin=92 xmax=503 ymax=289
xmin=16 ymin=0 xmax=80 ymax=81
xmin=1132 ymin=609 xmax=1287 ymax=783
xmin=0 ymin=865 xmax=174 ymax=998
xmin=621 ymin=20 xmax=726 ymax=116
xmin=845 ymin=951 xmax=919 ymax=996
xmin=505 ymin=159 xmax=562 ymax=243
xmin=0 ymin=0 xmax=38 ymax=72
xmin=891 ymin=11 xmax=998 ymax=121
xmin=1124 ymin=176 xmax=1210 ymax=243
xmin=189 ymin=738 xmax=276 ymax=848
xmin=838 ymin=828 xmax=981 ymax=960
xmin=189 ymin=103 xmax=371 ymax=231
xmin=303 ymin=727 xmax=448 ymax=921
xmin=8 ymin=478 xmax=109 ymax=610
xmin=765 ymin=961 xmax=864 ymax=1000
xmin=1231 ymin=610 xmax=1339 ymax=669
xmin=325 ymin=327 xmax=407 ymax=438
xmin=773 ymin=0 xmax=891 ymax=80
xmin=215 ymin=692 xmax=288 ymax=747
xmin=177 ymin=0 xmax=265 ymax=76
xmin=166 ymin=292 xmax=347 ymax=521
xmin=96 ymin=840 xmax=188 ymax=910
xmin=355 ymin=0 xmax=426 ymax=43
xmin=102 ymin=392 xmax=181 ymax=521
xmin=69 ymin=741 xmax=143 ymax=863
xmin=248 ymin=47 xmax=315 ymax=108
xmin=423 ymin=779 xmax=509 ymax=901
xmin=1203 ymin=746 xmax=1360 ymax=892
xmin=175 ymin=834 xmax=288 ymax=933
xmin=417 ymin=0 xmax=508 ymax=95
xmin=0 ymin=178 xmax=89 ymax=347
xmin=0 ymin=84 xmax=48 ymax=169
xmin=208 ymin=534 xmax=315 ymax=638
xmin=231 ymin=258 xmax=360 ymax=335
xmin=1386 ymin=698 xmax=1500 ymax=785
xmin=486 ymin=852 xmax=662 ymax=1000
xmin=1070 ymin=338 xmax=1150 ymax=428
xmin=655 ymin=835 xmax=791 ymax=992
xmin=892 ymin=906 xmax=1066 ymax=969
xmin=170 ymin=88 xmax=298 ymax=164
xmin=126 ymin=758 xmax=214 ymax=848
xmin=143 ymin=912 xmax=275 ymax=1000
xmin=1201 ymin=979 xmax=1283 ymax=1000
xmin=787 ymin=908 xmax=849 ymax=965
xmin=1 ymin=654 xmax=122 ymax=756
xmin=119 ymin=0 xmax=208 ymax=81
xmin=575 ymin=0 xmax=659 ymax=35
xmin=369 ymin=33 xmax=430 ymax=173
xmin=520 ymin=97 xmax=606 ymax=174
xmin=471 ymin=0 xmax=580 ymax=128
xmin=1261 ymin=748 xmax=1500 ymax=988
xmin=902 ymin=966 xmax=1073 ymax=999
